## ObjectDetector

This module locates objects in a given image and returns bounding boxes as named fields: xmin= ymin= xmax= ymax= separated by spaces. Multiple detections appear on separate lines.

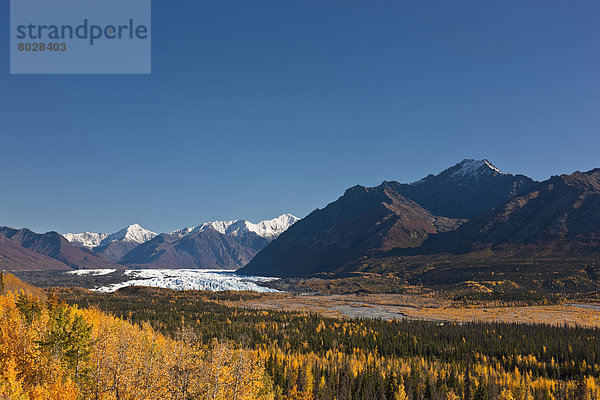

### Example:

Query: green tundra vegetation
xmin=53 ymin=286 xmax=600 ymax=400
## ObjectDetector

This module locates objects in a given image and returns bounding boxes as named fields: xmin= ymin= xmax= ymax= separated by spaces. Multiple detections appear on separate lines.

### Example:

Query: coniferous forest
xmin=37 ymin=286 xmax=600 ymax=400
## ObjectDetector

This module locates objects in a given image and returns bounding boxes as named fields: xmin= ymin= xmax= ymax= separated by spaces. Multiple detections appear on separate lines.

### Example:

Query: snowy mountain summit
xmin=98 ymin=224 xmax=157 ymax=246
xmin=64 ymin=215 xmax=299 ymax=268
xmin=64 ymin=224 xmax=157 ymax=248
xmin=248 ymin=214 xmax=300 ymax=239
xmin=449 ymin=159 xmax=503 ymax=178
xmin=66 ymin=215 xmax=299 ymax=249
xmin=410 ymin=159 xmax=504 ymax=186
xmin=171 ymin=214 xmax=300 ymax=240
xmin=62 ymin=232 xmax=110 ymax=248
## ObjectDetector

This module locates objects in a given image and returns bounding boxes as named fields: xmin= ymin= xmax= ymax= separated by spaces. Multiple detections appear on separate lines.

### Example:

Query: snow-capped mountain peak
xmin=64 ymin=224 xmax=157 ymax=248
xmin=63 ymin=232 xmax=110 ymax=248
xmin=203 ymin=220 xmax=242 ymax=235
xmin=409 ymin=159 xmax=504 ymax=186
xmin=451 ymin=159 xmax=503 ymax=178
xmin=66 ymin=215 xmax=299 ymax=249
xmin=99 ymin=224 xmax=157 ymax=246
xmin=247 ymin=214 xmax=300 ymax=239
xmin=170 ymin=214 xmax=300 ymax=240
xmin=170 ymin=220 xmax=239 ymax=238
xmin=169 ymin=226 xmax=197 ymax=238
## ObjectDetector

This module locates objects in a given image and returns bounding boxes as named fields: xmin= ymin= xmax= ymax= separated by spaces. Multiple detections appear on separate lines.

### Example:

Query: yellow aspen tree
xmin=0 ymin=359 xmax=27 ymax=400
xmin=395 ymin=383 xmax=409 ymax=400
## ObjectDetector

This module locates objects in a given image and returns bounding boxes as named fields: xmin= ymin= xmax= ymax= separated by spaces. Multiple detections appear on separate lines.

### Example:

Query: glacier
xmin=86 ymin=269 xmax=281 ymax=293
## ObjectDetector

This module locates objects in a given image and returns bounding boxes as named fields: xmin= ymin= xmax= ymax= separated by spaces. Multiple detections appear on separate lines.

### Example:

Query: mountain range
xmin=0 ymin=215 xmax=298 ymax=271
xmin=65 ymin=224 xmax=158 ymax=262
xmin=238 ymin=160 xmax=600 ymax=281
xmin=119 ymin=214 xmax=299 ymax=269
xmin=3 ymin=158 xmax=600 ymax=291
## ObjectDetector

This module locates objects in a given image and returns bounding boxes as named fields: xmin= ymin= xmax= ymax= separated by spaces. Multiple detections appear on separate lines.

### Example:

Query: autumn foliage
xmin=0 ymin=272 xmax=45 ymax=300
xmin=0 ymin=291 xmax=272 ymax=400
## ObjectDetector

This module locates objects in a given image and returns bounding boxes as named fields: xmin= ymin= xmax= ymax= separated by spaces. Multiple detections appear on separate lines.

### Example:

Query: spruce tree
xmin=464 ymin=363 xmax=472 ymax=400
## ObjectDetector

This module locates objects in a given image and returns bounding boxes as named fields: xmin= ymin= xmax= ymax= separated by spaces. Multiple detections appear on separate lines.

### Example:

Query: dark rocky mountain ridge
xmin=417 ymin=168 xmax=600 ymax=253
xmin=239 ymin=181 xmax=465 ymax=277
xmin=120 ymin=228 xmax=267 ymax=269
xmin=239 ymin=160 xmax=599 ymax=278
xmin=0 ymin=235 xmax=71 ymax=271
xmin=0 ymin=227 xmax=122 ymax=271
xmin=94 ymin=241 xmax=142 ymax=263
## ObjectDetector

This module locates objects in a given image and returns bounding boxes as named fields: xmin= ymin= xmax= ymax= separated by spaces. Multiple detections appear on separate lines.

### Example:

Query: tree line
xmin=55 ymin=286 xmax=600 ymax=399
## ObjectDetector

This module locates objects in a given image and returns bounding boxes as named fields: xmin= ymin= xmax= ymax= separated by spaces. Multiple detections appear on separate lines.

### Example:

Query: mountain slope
xmin=0 ymin=271 xmax=46 ymax=299
xmin=0 ymin=235 xmax=70 ymax=271
xmin=176 ymin=228 xmax=263 ymax=268
xmin=119 ymin=229 xmax=263 ymax=269
xmin=94 ymin=241 xmax=142 ymax=263
xmin=0 ymin=227 xmax=122 ymax=270
xmin=118 ymin=233 xmax=194 ymax=268
xmin=239 ymin=183 xmax=463 ymax=277
xmin=426 ymin=168 xmax=600 ymax=251
xmin=336 ymin=169 xmax=600 ymax=294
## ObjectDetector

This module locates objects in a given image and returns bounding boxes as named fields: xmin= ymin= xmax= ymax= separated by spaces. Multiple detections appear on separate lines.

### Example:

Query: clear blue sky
xmin=1 ymin=0 xmax=599 ymax=234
